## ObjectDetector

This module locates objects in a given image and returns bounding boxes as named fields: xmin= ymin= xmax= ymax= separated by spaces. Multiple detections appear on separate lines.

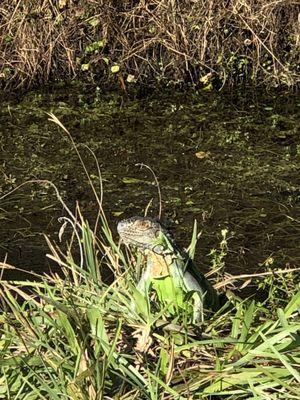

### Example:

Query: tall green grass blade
xmin=235 ymin=300 xmax=255 ymax=352
xmin=82 ymin=221 xmax=100 ymax=282
xmin=233 ymin=324 xmax=300 ymax=367
xmin=147 ymin=370 xmax=187 ymax=399
xmin=259 ymin=332 xmax=300 ymax=383
xmin=255 ymin=366 xmax=300 ymax=396
xmin=284 ymin=290 xmax=300 ymax=317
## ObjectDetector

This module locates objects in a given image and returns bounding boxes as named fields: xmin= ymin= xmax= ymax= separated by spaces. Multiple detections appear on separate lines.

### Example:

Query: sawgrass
xmin=0 ymin=205 xmax=299 ymax=399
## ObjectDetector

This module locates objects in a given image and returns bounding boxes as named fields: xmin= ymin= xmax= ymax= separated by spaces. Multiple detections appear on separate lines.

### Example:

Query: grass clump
xmin=0 ymin=207 xmax=299 ymax=399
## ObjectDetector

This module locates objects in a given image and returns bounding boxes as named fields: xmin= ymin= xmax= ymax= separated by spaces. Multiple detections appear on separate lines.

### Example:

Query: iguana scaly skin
xmin=117 ymin=216 xmax=219 ymax=322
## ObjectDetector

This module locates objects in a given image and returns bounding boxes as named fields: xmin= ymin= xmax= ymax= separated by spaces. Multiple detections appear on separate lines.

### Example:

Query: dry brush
xmin=0 ymin=0 xmax=299 ymax=90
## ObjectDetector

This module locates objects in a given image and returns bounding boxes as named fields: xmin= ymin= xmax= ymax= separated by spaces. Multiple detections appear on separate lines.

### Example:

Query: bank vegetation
xmin=0 ymin=0 xmax=299 ymax=91
xmin=1 ymin=199 xmax=299 ymax=399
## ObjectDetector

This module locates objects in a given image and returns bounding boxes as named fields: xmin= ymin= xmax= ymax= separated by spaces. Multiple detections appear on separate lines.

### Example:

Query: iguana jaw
xmin=147 ymin=251 xmax=173 ymax=278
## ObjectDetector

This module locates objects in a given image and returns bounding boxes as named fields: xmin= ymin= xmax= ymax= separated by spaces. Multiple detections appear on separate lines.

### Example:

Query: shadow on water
xmin=1 ymin=85 xmax=300 ymax=285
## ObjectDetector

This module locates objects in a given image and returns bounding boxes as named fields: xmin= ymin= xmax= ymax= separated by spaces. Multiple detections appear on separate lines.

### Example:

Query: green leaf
xmin=89 ymin=18 xmax=100 ymax=27
xmin=81 ymin=63 xmax=89 ymax=72
xmin=87 ymin=307 xmax=108 ymax=342
xmin=126 ymin=74 xmax=136 ymax=83
xmin=284 ymin=290 xmax=300 ymax=317
xmin=235 ymin=300 xmax=255 ymax=352
xmin=56 ymin=311 xmax=79 ymax=353
xmin=111 ymin=65 xmax=120 ymax=73
xmin=158 ymin=348 xmax=169 ymax=375
xmin=233 ymin=324 xmax=300 ymax=367
xmin=85 ymin=40 xmax=104 ymax=54
xmin=111 ymin=211 xmax=124 ymax=217
xmin=131 ymin=285 xmax=150 ymax=319
xmin=122 ymin=177 xmax=144 ymax=184
xmin=203 ymin=369 xmax=262 ymax=394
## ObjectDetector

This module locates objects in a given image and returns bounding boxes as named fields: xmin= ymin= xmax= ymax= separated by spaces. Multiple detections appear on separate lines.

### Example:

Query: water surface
xmin=1 ymin=86 xmax=300 ymax=282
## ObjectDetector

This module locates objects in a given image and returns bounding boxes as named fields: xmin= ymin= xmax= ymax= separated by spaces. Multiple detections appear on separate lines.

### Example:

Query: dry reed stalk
xmin=0 ymin=0 xmax=299 ymax=90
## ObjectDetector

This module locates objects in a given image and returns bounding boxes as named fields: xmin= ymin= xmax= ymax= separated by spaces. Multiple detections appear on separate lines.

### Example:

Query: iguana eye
xmin=134 ymin=219 xmax=152 ymax=230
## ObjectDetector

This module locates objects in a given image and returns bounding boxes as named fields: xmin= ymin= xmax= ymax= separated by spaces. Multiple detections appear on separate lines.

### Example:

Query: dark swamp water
xmin=1 ymin=86 xmax=300 ymax=288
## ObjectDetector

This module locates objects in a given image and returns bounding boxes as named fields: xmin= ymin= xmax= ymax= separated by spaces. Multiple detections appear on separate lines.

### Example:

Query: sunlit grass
xmin=0 ymin=208 xmax=299 ymax=399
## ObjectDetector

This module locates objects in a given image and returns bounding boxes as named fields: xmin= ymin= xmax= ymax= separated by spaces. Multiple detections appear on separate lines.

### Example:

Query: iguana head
xmin=117 ymin=216 xmax=171 ymax=254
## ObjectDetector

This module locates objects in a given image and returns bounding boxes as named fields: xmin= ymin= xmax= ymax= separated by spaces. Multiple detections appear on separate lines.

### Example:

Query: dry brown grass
xmin=0 ymin=0 xmax=299 ymax=90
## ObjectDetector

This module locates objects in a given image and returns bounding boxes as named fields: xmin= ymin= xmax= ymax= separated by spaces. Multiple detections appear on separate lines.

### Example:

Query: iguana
xmin=117 ymin=216 xmax=219 ymax=323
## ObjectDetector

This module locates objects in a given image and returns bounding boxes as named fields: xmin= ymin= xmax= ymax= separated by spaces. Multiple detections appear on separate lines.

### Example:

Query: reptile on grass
xmin=117 ymin=216 xmax=219 ymax=323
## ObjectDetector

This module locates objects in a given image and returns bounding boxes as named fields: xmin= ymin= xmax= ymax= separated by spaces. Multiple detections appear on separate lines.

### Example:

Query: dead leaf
xmin=195 ymin=151 xmax=211 ymax=159
xmin=133 ymin=325 xmax=153 ymax=353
